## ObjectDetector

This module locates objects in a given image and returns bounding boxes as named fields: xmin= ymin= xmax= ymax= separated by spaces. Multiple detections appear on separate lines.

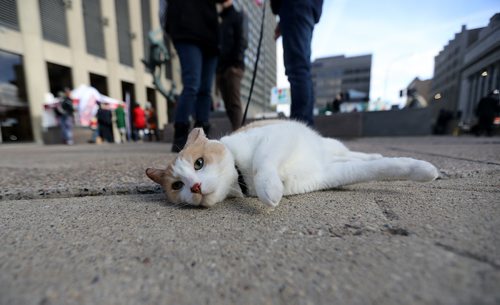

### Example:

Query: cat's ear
xmin=186 ymin=128 xmax=207 ymax=146
xmin=146 ymin=168 xmax=166 ymax=185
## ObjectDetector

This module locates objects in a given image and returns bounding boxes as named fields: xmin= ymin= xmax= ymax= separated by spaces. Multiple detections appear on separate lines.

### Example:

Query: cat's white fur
xmin=146 ymin=120 xmax=439 ymax=208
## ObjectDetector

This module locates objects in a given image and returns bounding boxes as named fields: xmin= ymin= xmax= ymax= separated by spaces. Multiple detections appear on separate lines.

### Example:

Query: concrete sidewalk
xmin=0 ymin=136 xmax=499 ymax=305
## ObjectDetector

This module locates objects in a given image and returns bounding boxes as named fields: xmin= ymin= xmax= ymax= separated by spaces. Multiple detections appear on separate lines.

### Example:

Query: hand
xmin=274 ymin=22 xmax=281 ymax=40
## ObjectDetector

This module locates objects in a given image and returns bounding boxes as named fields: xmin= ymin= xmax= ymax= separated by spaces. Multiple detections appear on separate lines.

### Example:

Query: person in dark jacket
xmin=475 ymin=89 xmax=500 ymax=136
xmin=271 ymin=0 xmax=323 ymax=126
xmin=216 ymin=0 xmax=248 ymax=131
xmin=96 ymin=103 xmax=114 ymax=143
xmin=164 ymin=0 xmax=227 ymax=152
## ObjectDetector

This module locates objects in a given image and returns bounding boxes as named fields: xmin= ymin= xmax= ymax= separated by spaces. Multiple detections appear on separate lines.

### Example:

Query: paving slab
xmin=0 ymin=136 xmax=499 ymax=305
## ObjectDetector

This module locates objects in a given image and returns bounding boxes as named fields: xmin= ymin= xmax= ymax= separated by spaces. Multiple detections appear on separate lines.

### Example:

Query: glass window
xmin=0 ymin=49 xmax=33 ymax=142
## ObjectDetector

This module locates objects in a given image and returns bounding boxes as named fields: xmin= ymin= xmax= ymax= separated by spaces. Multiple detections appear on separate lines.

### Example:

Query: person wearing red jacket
xmin=132 ymin=103 xmax=147 ymax=141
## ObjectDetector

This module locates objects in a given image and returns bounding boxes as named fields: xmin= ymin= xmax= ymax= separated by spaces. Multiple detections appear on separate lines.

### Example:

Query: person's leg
xmin=58 ymin=117 xmax=67 ymax=143
xmin=221 ymin=67 xmax=244 ymax=130
xmin=280 ymin=0 xmax=316 ymax=126
xmin=194 ymin=53 xmax=218 ymax=134
xmin=172 ymin=42 xmax=203 ymax=151
xmin=174 ymin=42 xmax=203 ymax=124
xmin=66 ymin=116 xmax=74 ymax=144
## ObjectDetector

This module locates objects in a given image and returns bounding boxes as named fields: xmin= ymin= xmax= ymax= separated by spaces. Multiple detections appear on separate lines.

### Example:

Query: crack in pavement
xmin=435 ymin=242 xmax=500 ymax=270
xmin=387 ymin=147 xmax=500 ymax=166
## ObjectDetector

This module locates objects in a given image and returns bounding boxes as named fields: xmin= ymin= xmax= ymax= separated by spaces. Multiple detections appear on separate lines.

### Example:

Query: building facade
xmin=311 ymin=54 xmax=372 ymax=109
xmin=430 ymin=25 xmax=482 ymax=113
xmin=457 ymin=13 xmax=500 ymax=128
xmin=232 ymin=0 xmax=277 ymax=117
xmin=0 ymin=0 xmax=180 ymax=143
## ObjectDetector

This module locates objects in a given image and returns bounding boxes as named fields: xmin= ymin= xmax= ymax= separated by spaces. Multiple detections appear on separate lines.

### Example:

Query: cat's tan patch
xmin=179 ymin=128 xmax=226 ymax=164
xmin=148 ymin=127 xmax=227 ymax=205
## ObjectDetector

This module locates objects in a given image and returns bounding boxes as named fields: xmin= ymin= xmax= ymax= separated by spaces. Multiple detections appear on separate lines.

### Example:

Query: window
xmin=0 ymin=49 xmax=33 ymax=142
xmin=115 ymin=0 xmax=133 ymax=66
xmin=0 ymin=0 xmax=19 ymax=31
xmin=83 ymin=0 xmax=105 ymax=58
xmin=39 ymin=0 xmax=69 ymax=46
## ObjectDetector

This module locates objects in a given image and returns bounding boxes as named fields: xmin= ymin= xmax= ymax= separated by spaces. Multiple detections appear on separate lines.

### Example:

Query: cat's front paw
xmin=254 ymin=172 xmax=283 ymax=207
xmin=409 ymin=160 xmax=439 ymax=182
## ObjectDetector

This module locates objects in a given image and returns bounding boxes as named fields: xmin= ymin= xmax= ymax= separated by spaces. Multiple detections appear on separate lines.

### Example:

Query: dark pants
xmin=476 ymin=115 xmax=495 ymax=136
xmin=99 ymin=124 xmax=114 ymax=143
xmin=279 ymin=0 xmax=316 ymax=126
xmin=173 ymin=42 xmax=218 ymax=125
xmin=58 ymin=115 xmax=73 ymax=144
xmin=217 ymin=67 xmax=244 ymax=131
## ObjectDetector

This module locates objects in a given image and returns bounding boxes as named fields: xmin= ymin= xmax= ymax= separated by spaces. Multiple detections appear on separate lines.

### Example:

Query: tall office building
xmin=233 ymin=0 xmax=277 ymax=117
xmin=0 ymin=0 xmax=179 ymax=143
xmin=311 ymin=54 xmax=372 ymax=109
xmin=457 ymin=13 xmax=500 ymax=128
xmin=430 ymin=25 xmax=482 ymax=113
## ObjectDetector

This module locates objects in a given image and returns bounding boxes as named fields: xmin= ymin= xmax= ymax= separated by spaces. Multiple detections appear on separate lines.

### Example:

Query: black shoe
xmin=194 ymin=121 xmax=211 ymax=138
xmin=171 ymin=122 xmax=190 ymax=153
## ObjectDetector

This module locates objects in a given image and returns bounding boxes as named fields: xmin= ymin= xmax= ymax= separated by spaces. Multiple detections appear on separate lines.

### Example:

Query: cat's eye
xmin=194 ymin=157 xmax=204 ymax=170
xmin=171 ymin=181 xmax=184 ymax=190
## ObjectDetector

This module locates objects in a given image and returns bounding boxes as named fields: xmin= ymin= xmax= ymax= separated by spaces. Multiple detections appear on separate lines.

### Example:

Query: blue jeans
xmin=280 ymin=0 xmax=316 ymax=126
xmin=58 ymin=115 xmax=73 ymax=143
xmin=173 ymin=42 xmax=218 ymax=124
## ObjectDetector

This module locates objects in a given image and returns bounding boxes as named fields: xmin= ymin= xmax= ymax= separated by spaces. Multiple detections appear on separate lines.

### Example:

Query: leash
xmin=241 ymin=2 xmax=266 ymax=126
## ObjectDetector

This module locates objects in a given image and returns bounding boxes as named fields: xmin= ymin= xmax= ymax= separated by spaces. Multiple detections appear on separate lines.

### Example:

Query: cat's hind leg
xmin=323 ymin=157 xmax=439 ymax=188
xmin=323 ymin=138 xmax=382 ymax=161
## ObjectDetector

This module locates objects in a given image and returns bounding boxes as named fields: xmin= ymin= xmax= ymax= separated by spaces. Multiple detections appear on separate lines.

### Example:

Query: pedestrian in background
xmin=132 ymin=103 xmax=146 ymax=141
xmin=271 ymin=0 xmax=324 ymax=126
xmin=54 ymin=88 xmax=75 ymax=145
xmin=145 ymin=102 xmax=158 ymax=141
xmin=217 ymin=0 xmax=248 ymax=131
xmin=115 ymin=104 xmax=127 ymax=143
xmin=475 ymin=89 xmax=500 ymax=136
xmin=96 ymin=103 xmax=114 ymax=143
xmin=163 ymin=0 xmax=227 ymax=152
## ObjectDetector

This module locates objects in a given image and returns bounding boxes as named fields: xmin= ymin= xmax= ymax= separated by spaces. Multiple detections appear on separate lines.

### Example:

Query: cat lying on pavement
xmin=146 ymin=120 xmax=439 ymax=208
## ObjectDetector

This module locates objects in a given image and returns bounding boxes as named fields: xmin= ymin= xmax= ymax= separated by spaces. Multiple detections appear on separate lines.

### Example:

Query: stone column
xmin=17 ymin=0 xmax=50 ymax=143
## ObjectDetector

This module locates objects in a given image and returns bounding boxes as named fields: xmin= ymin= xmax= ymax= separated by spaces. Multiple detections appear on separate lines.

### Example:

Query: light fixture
xmin=481 ymin=71 xmax=488 ymax=77
xmin=434 ymin=93 xmax=442 ymax=100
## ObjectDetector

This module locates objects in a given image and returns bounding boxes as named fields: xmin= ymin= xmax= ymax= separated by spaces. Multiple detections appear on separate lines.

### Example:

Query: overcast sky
xmin=275 ymin=0 xmax=499 ymax=103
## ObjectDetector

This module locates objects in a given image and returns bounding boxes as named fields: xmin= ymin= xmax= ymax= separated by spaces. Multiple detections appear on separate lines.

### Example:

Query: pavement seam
xmin=387 ymin=147 xmax=500 ymax=166
xmin=434 ymin=242 xmax=500 ymax=270
xmin=0 ymin=185 xmax=162 ymax=201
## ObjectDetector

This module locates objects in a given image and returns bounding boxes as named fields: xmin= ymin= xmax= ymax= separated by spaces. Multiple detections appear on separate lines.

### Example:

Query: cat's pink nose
xmin=191 ymin=183 xmax=201 ymax=194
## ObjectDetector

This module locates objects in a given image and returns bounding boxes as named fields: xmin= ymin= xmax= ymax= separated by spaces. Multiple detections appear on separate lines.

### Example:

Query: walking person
xmin=132 ymin=103 xmax=146 ymax=141
xmin=216 ymin=0 xmax=248 ymax=131
xmin=163 ymin=0 xmax=227 ymax=152
xmin=271 ymin=0 xmax=324 ymax=126
xmin=96 ymin=103 xmax=114 ymax=143
xmin=475 ymin=89 xmax=500 ymax=136
xmin=55 ymin=88 xmax=75 ymax=145
xmin=145 ymin=103 xmax=159 ymax=141
xmin=115 ymin=104 xmax=127 ymax=143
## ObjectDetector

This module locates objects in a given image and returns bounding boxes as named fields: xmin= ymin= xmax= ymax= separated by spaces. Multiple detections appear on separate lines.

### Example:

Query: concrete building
xmin=0 ymin=0 xmax=180 ymax=143
xmin=311 ymin=54 xmax=372 ymax=109
xmin=457 ymin=13 xmax=500 ymax=128
xmin=430 ymin=25 xmax=482 ymax=113
xmin=231 ymin=1 xmax=277 ymax=117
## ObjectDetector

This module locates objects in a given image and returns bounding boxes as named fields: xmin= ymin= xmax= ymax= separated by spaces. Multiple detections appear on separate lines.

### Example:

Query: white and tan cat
xmin=146 ymin=120 xmax=439 ymax=208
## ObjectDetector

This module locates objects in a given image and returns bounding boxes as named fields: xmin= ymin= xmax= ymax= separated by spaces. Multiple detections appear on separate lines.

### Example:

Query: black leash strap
xmin=241 ymin=3 xmax=266 ymax=126
xmin=235 ymin=165 xmax=248 ymax=196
